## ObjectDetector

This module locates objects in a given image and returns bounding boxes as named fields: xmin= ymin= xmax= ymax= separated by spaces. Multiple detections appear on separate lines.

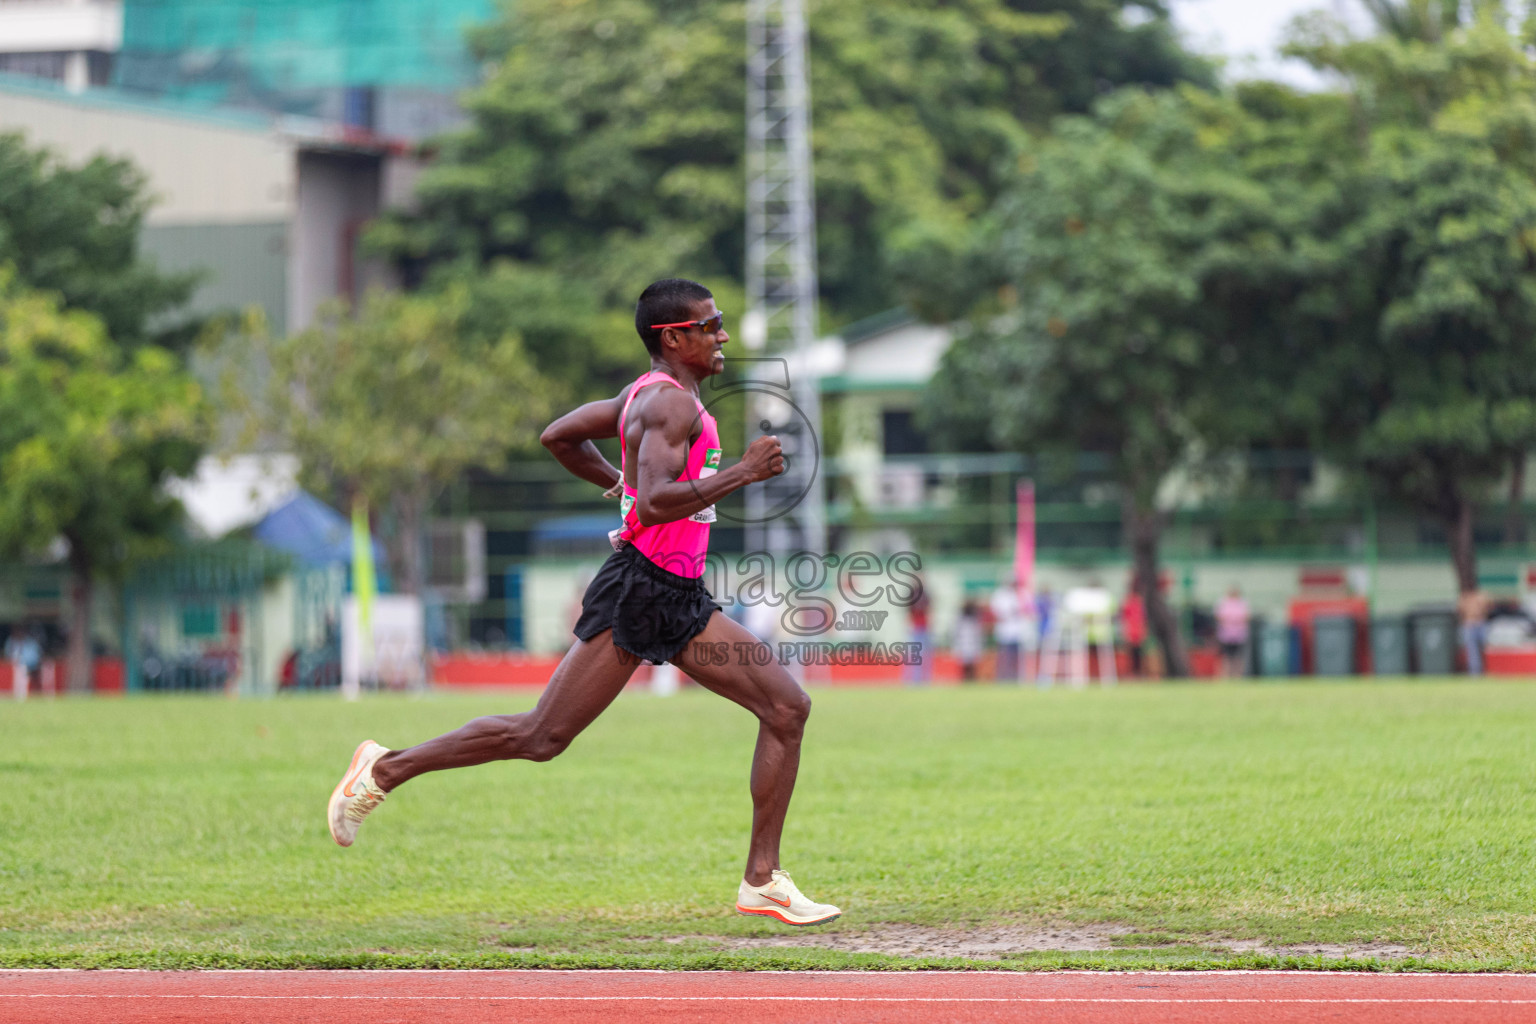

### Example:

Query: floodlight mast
xmin=744 ymin=0 xmax=825 ymax=557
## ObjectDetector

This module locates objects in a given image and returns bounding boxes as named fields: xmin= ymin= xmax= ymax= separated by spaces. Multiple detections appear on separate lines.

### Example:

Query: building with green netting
xmin=114 ymin=0 xmax=494 ymax=138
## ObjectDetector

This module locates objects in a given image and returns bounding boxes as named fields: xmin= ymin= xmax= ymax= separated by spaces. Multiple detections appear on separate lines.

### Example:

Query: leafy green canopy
xmin=0 ymin=134 xmax=197 ymax=353
xmin=368 ymin=0 xmax=1208 ymax=399
xmin=1275 ymin=3 xmax=1536 ymax=583
xmin=926 ymin=1 xmax=1536 ymax=599
xmin=234 ymin=289 xmax=549 ymax=507
xmin=922 ymin=87 xmax=1275 ymax=498
xmin=0 ymin=271 xmax=206 ymax=575
xmin=229 ymin=288 xmax=551 ymax=592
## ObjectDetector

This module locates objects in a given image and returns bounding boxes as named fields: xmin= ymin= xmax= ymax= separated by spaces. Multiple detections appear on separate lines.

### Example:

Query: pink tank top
xmin=612 ymin=370 xmax=722 ymax=578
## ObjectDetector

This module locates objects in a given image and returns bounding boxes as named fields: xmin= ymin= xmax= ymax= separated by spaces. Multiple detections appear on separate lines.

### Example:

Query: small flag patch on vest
xmin=705 ymin=448 xmax=723 ymax=470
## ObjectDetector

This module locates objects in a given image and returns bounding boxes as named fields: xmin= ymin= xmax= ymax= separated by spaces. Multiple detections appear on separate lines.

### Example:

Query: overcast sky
xmin=1170 ymin=0 xmax=1368 ymax=87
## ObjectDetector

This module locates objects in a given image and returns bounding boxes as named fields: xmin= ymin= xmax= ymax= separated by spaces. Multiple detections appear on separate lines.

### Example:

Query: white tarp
xmin=341 ymin=594 xmax=424 ymax=698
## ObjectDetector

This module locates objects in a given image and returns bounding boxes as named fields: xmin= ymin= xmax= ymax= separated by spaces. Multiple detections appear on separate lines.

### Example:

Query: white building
xmin=0 ymin=0 xmax=121 ymax=92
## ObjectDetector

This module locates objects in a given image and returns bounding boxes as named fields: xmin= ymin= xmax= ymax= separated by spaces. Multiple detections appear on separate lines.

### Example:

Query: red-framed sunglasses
xmin=650 ymin=311 xmax=725 ymax=333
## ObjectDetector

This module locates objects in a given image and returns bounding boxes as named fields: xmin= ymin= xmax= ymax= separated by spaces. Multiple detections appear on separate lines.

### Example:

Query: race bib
xmin=692 ymin=449 xmax=722 ymax=522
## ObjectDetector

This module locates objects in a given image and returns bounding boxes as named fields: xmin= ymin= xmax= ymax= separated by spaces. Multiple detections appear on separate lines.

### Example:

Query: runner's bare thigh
xmin=671 ymin=612 xmax=806 ymax=719
xmin=524 ymin=630 xmax=642 ymax=738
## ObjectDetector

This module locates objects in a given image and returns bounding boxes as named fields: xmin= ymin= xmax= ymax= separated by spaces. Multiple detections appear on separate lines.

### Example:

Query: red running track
xmin=4 ymin=970 xmax=1536 ymax=1024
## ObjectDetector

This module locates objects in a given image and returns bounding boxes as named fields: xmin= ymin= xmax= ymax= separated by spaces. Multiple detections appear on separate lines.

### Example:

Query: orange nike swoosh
xmin=343 ymin=769 xmax=374 ymax=799
xmin=340 ymin=742 xmax=370 ymax=798
xmin=762 ymin=892 xmax=791 ymax=907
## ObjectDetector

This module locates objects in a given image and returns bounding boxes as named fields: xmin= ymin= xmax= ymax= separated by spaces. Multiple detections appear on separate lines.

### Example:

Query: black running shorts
xmin=573 ymin=543 xmax=722 ymax=664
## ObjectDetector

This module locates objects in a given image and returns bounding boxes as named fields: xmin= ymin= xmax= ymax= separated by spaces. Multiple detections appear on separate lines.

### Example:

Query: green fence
xmin=121 ymin=542 xmax=292 ymax=695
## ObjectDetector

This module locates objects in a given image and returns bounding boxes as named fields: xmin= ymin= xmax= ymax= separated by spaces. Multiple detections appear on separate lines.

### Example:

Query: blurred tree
xmin=230 ymin=288 xmax=552 ymax=596
xmin=451 ymin=263 xmax=645 ymax=417
xmin=1356 ymin=0 xmax=1476 ymax=43
xmin=0 ymin=133 xmax=198 ymax=353
xmin=0 ymin=272 xmax=206 ymax=692
xmin=920 ymin=88 xmax=1290 ymax=678
xmin=1277 ymin=2 xmax=1536 ymax=593
xmin=367 ymin=0 xmax=1210 ymax=401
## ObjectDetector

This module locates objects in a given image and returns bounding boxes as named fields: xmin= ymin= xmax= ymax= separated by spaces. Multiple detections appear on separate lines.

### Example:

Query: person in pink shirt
xmin=325 ymin=278 xmax=840 ymax=926
xmin=1215 ymin=586 xmax=1251 ymax=679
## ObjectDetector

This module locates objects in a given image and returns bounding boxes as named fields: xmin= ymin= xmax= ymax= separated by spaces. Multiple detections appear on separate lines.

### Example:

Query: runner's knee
xmin=525 ymin=733 xmax=571 ymax=762
xmin=522 ymin=721 xmax=575 ymax=762
xmin=765 ymin=688 xmax=810 ymax=737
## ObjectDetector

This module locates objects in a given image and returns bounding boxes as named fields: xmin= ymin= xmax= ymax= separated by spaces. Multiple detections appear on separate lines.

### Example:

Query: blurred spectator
xmin=1036 ymin=586 xmax=1056 ymax=635
xmin=4 ymin=625 xmax=41 ymax=693
xmin=955 ymin=599 xmax=984 ymax=682
xmin=1033 ymin=586 xmax=1056 ymax=684
xmin=1458 ymin=588 xmax=1490 ymax=676
xmin=904 ymin=577 xmax=931 ymax=684
xmin=1215 ymin=586 xmax=1250 ymax=678
xmin=1121 ymin=581 xmax=1147 ymax=678
xmin=424 ymin=595 xmax=450 ymax=653
xmin=990 ymin=577 xmax=1024 ymax=683
xmin=1082 ymin=579 xmax=1114 ymax=651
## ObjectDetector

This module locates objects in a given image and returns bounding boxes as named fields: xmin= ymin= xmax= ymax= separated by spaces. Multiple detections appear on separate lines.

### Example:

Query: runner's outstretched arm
xmin=539 ymin=388 xmax=630 ymax=489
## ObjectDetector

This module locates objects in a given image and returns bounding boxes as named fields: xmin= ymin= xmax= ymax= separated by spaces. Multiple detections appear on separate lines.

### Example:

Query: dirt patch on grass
xmin=699 ymin=923 xmax=1419 ymax=959
xmin=707 ymin=922 xmax=1136 ymax=956
xmin=1219 ymin=938 xmax=1418 ymax=959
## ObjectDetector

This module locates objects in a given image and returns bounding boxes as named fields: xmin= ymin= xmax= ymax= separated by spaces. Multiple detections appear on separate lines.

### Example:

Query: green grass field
xmin=2 ymin=680 xmax=1535 ymax=971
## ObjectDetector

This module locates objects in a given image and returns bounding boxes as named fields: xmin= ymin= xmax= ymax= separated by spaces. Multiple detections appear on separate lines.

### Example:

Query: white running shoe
xmin=327 ymin=740 xmax=389 ymax=847
xmin=736 ymin=869 xmax=842 ymax=926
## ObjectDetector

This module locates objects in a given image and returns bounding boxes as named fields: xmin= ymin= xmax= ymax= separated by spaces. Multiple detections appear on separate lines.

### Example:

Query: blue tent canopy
xmin=253 ymin=491 xmax=386 ymax=573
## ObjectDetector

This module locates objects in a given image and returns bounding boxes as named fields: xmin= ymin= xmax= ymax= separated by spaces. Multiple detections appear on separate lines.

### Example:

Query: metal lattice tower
xmin=744 ymin=0 xmax=825 ymax=556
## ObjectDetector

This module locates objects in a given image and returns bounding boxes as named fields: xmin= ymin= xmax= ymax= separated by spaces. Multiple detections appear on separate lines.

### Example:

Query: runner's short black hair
xmin=636 ymin=279 xmax=713 ymax=356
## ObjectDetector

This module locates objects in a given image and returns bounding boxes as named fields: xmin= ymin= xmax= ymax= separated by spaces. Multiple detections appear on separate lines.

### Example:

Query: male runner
xmin=327 ymin=278 xmax=840 ymax=926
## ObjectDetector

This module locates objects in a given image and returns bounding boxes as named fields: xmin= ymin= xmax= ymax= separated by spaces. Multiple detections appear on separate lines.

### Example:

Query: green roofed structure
xmin=114 ymin=0 xmax=494 ymax=138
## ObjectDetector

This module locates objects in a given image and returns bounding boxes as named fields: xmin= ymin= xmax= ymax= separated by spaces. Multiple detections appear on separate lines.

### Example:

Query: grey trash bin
xmin=1370 ymin=616 xmax=1409 ymax=677
xmin=1314 ymin=615 xmax=1357 ymax=677
xmin=1409 ymin=610 xmax=1457 ymax=676
xmin=1257 ymin=624 xmax=1292 ymax=678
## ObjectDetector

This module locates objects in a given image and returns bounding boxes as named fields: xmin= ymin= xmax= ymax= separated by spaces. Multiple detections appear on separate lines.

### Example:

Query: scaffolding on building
xmin=114 ymin=0 xmax=492 ymax=133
